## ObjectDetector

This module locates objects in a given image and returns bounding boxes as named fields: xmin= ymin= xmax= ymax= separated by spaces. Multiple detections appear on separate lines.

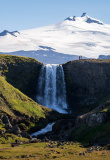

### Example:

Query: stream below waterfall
xmin=31 ymin=122 xmax=55 ymax=137
xmin=32 ymin=64 xmax=68 ymax=137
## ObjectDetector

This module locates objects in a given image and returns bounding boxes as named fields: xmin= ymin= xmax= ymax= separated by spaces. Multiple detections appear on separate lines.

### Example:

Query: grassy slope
xmin=0 ymin=54 xmax=66 ymax=136
xmin=0 ymin=54 xmax=42 ymax=98
xmin=70 ymin=122 xmax=110 ymax=145
xmin=0 ymin=76 xmax=45 ymax=118
xmin=0 ymin=54 xmax=50 ymax=119
xmin=70 ymin=101 xmax=110 ymax=146
xmin=0 ymin=54 xmax=39 ymax=62
xmin=0 ymin=142 xmax=110 ymax=160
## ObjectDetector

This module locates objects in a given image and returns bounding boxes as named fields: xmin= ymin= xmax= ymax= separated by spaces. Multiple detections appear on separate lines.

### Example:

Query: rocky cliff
xmin=0 ymin=54 xmax=42 ymax=100
xmin=63 ymin=59 xmax=110 ymax=114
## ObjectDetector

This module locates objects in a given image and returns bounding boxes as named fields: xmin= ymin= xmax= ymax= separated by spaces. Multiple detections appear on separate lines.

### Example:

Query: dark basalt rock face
xmin=63 ymin=59 xmax=110 ymax=114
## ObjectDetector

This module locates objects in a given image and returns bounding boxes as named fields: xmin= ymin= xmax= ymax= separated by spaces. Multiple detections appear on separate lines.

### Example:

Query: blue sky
xmin=0 ymin=0 xmax=110 ymax=32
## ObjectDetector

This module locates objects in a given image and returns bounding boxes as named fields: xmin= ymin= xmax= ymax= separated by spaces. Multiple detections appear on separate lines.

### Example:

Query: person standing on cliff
xmin=79 ymin=56 xmax=80 ymax=60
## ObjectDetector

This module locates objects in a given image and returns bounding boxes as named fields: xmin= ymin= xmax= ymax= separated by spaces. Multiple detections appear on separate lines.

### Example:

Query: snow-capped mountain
xmin=65 ymin=12 xmax=104 ymax=25
xmin=0 ymin=13 xmax=110 ymax=64
xmin=0 ymin=30 xmax=20 ymax=37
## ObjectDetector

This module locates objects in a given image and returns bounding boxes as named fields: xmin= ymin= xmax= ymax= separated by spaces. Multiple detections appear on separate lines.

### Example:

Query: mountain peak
xmin=65 ymin=16 xmax=76 ymax=21
xmin=81 ymin=12 xmax=87 ymax=17
xmin=0 ymin=30 xmax=20 ymax=37
xmin=65 ymin=13 xmax=104 ymax=25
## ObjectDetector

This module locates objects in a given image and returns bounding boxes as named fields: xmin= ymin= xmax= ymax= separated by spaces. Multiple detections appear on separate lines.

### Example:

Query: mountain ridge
xmin=0 ymin=30 xmax=20 ymax=37
xmin=65 ymin=12 xmax=104 ymax=25
xmin=0 ymin=13 xmax=110 ymax=64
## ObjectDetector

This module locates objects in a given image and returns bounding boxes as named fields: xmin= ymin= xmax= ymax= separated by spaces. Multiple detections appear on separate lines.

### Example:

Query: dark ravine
xmin=63 ymin=59 xmax=110 ymax=114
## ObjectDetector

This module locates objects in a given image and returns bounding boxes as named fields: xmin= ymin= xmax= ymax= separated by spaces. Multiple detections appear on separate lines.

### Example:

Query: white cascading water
xmin=36 ymin=64 xmax=68 ymax=113
xmin=31 ymin=122 xmax=55 ymax=137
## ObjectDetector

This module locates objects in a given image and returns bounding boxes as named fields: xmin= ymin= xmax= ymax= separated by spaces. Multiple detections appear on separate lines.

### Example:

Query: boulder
xmin=21 ymin=132 xmax=32 ymax=139
xmin=12 ymin=125 xmax=21 ymax=134
xmin=77 ymin=112 xmax=109 ymax=127
xmin=2 ymin=115 xmax=10 ymax=124
xmin=17 ymin=134 xmax=22 ymax=137
xmin=86 ymin=112 xmax=108 ymax=127
xmin=2 ymin=115 xmax=13 ymax=129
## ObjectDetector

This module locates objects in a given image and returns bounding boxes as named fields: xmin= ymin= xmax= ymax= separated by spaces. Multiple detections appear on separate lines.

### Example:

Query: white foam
xmin=31 ymin=122 xmax=55 ymax=137
xmin=36 ymin=64 xmax=68 ymax=113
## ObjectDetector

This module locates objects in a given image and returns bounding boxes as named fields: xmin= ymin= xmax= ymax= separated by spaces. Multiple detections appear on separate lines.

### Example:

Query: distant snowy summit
xmin=0 ymin=30 xmax=20 ymax=37
xmin=0 ymin=12 xmax=110 ymax=64
xmin=65 ymin=13 xmax=104 ymax=25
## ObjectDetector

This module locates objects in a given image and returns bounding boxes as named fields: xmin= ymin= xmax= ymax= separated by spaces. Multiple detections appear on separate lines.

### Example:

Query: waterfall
xmin=36 ymin=64 xmax=68 ymax=113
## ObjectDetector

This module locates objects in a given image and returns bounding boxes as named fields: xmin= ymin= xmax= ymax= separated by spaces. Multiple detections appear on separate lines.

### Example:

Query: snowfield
xmin=0 ymin=13 xmax=110 ymax=64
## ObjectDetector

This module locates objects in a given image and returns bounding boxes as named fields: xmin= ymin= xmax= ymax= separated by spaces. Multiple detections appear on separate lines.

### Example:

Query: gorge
xmin=1 ymin=55 xmax=110 ymax=146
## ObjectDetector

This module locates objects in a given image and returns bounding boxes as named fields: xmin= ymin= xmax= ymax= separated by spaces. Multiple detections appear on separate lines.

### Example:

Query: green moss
xmin=0 ymin=133 xmax=28 ymax=144
xmin=0 ymin=54 xmax=40 ymax=64
xmin=0 ymin=54 xmax=42 ymax=98
xmin=0 ymin=76 xmax=45 ymax=117
xmin=0 ymin=124 xmax=5 ymax=131
xmin=70 ymin=122 xmax=110 ymax=145
xmin=19 ymin=123 xmax=28 ymax=131
xmin=102 ymin=106 xmax=110 ymax=112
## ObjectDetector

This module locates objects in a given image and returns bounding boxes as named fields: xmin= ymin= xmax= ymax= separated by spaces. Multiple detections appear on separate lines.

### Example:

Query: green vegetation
xmin=0 ymin=124 xmax=5 ymax=131
xmin=0 ymin=54 xmax=64 ymax=135
xmin=70 ymin=121 xmax=110 ymax=146
xmin=1 ymin=54 xmax=110 ymax=158
xmin=0 ymin=141 xmax=110 ymax=160
xmin=0 ymin=54 xmax=40 ymax=63
xmin=0 ymin=54 xmax=42 ymax=97
xmin=0 ymin=134 xmax=28 ymax=144
xmin=0 ymin=76 xmax=45 ymax=117
xmin=69 ymin=97 xmax=110 ymax=146
xmin=102 ymin=106 xmax=110 ymax=112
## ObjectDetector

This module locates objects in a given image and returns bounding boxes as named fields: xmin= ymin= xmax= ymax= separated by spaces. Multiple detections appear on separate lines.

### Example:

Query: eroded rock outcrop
xmin=0 ymin=114 xmax=32 ymax=139
xmin=76 ymin=112 xmax=109 ymax=127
